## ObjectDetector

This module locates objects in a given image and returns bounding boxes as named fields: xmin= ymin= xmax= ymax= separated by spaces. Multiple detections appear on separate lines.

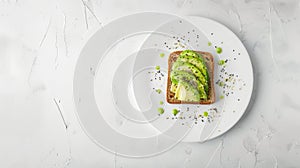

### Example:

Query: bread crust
xmin=166 ymin=51 xmax=215 ymax=104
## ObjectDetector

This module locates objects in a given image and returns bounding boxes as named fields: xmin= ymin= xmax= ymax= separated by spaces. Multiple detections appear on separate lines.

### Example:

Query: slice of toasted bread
xmin=166 ymin=51 xmax=215 ymax=104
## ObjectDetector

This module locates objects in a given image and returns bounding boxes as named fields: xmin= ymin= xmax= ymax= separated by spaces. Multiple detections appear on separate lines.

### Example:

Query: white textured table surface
xmin=1 ymin=0 xmax=300 ymax=167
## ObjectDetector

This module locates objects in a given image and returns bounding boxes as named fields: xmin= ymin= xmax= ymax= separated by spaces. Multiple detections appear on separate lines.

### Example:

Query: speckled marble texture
xmin=1 ymin=0 xmax=300 ymax=167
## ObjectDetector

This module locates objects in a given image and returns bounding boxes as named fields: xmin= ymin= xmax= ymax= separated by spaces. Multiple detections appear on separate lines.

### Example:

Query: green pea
xmin=158 ymin=108 xmax=164 ymax=114
xmin=216 ymin=47 xmax=222 ymax=54
xmin=218 ymin=60 xmax=225 ymax=65
xmin=156 ymin=89 xmax=162 ymax=94
xmin=172 ymin=109 xmax=179 ymax=116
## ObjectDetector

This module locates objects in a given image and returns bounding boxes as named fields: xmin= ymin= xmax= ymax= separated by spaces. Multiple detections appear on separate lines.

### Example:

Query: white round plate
xmin=73 ymin=12 xmax=253 ymax=157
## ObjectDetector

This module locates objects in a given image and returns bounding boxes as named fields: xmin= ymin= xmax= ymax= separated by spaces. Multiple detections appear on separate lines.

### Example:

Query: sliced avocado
xmin=170 ymin=70 xmax=207 ymax=99
xmin=178 ymin=50 xmax=210 ymax=95
xmin=179 ymin=50 xmax=209 ymax=78
xmin=174 ymin=81 xmax=200 ymax=102
xmin=180 ymin=50 xmax=202 ymax=59
xmin=172 ymin=61 xmax=209 ymax=93
xmin=177 ymin=55 xmax=209 ymax=82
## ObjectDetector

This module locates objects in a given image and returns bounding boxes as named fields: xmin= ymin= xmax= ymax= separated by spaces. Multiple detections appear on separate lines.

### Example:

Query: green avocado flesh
xmin=177 ymin=55 xmax=209 ymax=82
xmin=170 ymin=50 xmax=210 ymax=101
xmin=172 ymin=61 xmax=209 ymax=94
xmin=174 ymin=81 xmax=201 ymax=102
xmin=170 ymin=70 xmax=207 ymax=99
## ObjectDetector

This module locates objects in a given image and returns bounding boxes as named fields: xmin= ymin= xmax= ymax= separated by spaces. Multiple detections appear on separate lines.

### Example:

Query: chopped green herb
xmin=218 ymin=60 xmax=225 ymax=65
xmin=220 ymin=95 xmax=224 ymax=99
xmin=158 ymin=108 xmax=164 ymax=114
xmin=160 ymin=53 xmax=165 ymax=58
xmin=203 ymin=111 xmax=208 ymax=117
xmin=172 ymin=109 xmax=179 ymax=116
xmin=156 ymin=89 xmax=162 ymax=94
xmin=216 ymin=47 xmax=222 ymax=54
xmin=218 ymin=81 xmax=224 ymax=87
xmin=208 ymin=42 xmax=212 ymax=46
xmin=159 ymin=101 xmax=164 ymax=105
xmin=155 ymin=65 xmax=160 ymax=70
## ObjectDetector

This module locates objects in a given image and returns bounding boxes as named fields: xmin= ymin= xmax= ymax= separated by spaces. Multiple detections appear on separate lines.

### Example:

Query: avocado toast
xmin=167 ymin=50 xmax=215 ymax=104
